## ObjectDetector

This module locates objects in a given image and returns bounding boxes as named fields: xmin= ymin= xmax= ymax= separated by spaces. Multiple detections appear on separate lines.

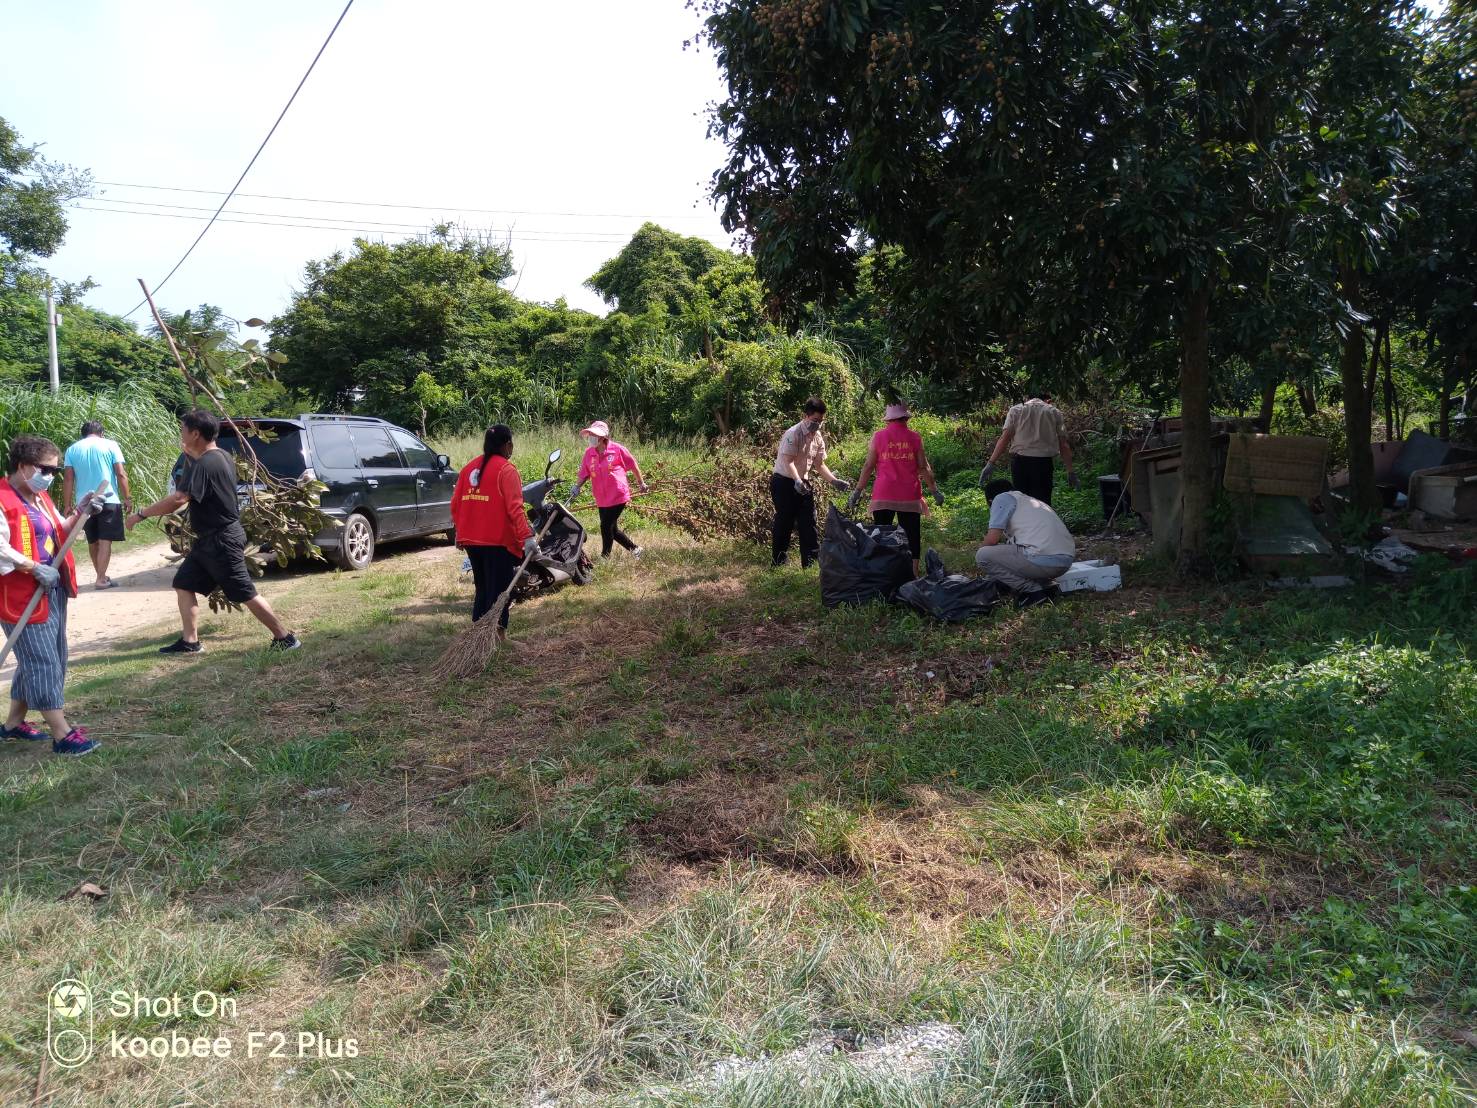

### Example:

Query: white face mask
xmin=24 ymin=467 xmax=55 ymax=494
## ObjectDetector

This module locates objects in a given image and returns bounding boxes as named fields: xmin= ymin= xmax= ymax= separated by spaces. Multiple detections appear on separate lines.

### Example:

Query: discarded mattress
xmin=896 ymin=551 xmax=1005 ymax=622
xmin=819 ymin=506 xmax=914 ymax=608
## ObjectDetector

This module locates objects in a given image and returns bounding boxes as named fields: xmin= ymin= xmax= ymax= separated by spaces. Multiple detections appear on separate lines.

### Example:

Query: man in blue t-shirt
xmin=62 ymin=420 xmax=133 ymax=589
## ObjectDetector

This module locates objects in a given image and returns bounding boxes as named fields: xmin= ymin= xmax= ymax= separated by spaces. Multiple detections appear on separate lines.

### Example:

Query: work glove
xmin=932 ymin=488 xmax=945 ymax=507
xmin=30 ymin=562 xmax=61 ymax=589
xmin=845 ymin=488 xmax=863 ymax=514
xmin=638 ymin=480 xmax=649 ymax=494
xmin=1067 ymin=470 xmax=1082 ymax=491
xmin=522 ymin=536 xmax=540 ymax=560
xmin=76 ymin=492 xmax=105 ymax=517
xmin=569 ymin=481 xmax=584 ymax=501
xmin=829 ymin=476 xmax=851 ymax=492
xmin=978 ymin=462 xmax=996 ymax=488
xmin=794 ymin=478 xmax=812 ymax=497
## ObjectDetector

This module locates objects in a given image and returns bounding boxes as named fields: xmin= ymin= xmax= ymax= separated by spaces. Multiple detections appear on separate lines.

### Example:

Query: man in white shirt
xmin=978 ymin=393 xmax=1077 ymax=504
xmin=977 ymin=478 xmax=1076 ymax=604
xmin=769 ymin=397 xmax=851 ymax=567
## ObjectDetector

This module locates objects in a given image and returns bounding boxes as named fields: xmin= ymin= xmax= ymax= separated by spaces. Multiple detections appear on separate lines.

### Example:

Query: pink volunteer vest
xmin=871 ymin=423 xmax=923 ymax=504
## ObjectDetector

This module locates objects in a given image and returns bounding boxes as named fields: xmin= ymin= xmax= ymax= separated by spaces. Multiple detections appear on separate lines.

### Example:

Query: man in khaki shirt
xmin=978 ymin=393 xmax=1077 ymax=505
xmin=770 ymin=397 xmax=850 ymax=567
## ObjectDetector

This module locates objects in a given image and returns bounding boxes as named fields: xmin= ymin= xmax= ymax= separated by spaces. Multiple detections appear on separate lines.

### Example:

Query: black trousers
xmin=873 ymin=509 xmax=922 ymax=560
xmin=598 ymin=503 xmax=637 ymax=556
xmin=1011 ymin=455 xmax=1055 ymax=504
xmin=770 ymin=473 xmax=818 ymax=567
xmin=467 ymin=544 xmax=519 ymax=629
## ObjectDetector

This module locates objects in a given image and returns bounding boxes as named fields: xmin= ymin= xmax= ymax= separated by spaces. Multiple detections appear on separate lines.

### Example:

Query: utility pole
xmin=45 ymin=286 xmax=61 ymax=394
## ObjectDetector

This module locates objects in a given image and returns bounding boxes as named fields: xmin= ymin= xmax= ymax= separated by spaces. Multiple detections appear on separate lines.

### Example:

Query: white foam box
xmin=1057 ymin=559 xmax=1122 ymax=593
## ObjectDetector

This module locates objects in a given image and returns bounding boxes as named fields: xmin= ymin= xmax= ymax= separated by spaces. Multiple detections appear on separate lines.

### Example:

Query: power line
xmin=77 ymin=196 xmax=637 ymax=238
xmin=122 ymin=0 xmax=355 ymax=318
xmin=71 ymin=204 xmax=641 ymax=244
xmin=87 ymin=174 xmax=720 ymax=223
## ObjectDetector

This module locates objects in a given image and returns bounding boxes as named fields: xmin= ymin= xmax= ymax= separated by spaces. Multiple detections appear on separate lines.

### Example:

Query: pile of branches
xmin=614 ymin=436 xmax=828 ymax=547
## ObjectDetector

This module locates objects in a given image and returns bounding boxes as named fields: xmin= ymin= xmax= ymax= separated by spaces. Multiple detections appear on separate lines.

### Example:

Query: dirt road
xmin=2 ymin=539 xmax=220 ymax=685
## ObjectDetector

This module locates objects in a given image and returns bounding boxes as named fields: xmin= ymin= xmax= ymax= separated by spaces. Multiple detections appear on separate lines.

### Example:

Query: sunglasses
xmin=34 ymin=464 xmax=62 ymax=477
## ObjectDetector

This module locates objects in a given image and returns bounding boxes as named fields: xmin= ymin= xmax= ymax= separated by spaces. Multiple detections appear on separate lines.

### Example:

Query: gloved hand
xmin=829 ymin=476 xmax=851 ymax=492
xmin=569 ymin=481 xmax=584 ymax=501
xmin=1067 ymin=470 xmax=1082 ymax=491
xmin=30 ymin=562 xmax=61 ymax=589
xmin=794 ymin=478 xmax=812 ymax=497
xmin=978 ymin=462 xmax=996 ymax=488
xmin=522 ymin=536 xmax=540 ymax=560
xmin=638 ymin=480 xmax=649 ymax=494
xmin=845 ymin=488 xmax=863 ymax=513
xmin=76 ymin=492 xmax=105 ymax=517
xmin=932 ymin=488 xmax=945 ymax=507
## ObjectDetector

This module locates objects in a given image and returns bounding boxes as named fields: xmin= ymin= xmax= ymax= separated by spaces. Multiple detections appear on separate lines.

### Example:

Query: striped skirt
xmin=3 ymin=584 xmax=68 ymax=711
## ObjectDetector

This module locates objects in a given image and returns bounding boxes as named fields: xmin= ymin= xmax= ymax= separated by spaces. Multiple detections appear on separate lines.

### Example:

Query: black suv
xmin=216 ymin=414 xmax=457 ymax=570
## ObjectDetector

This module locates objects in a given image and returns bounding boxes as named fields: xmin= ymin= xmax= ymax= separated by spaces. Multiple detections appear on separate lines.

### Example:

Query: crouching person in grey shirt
xmin=977 ymin=479 xmax=1075 ymax=601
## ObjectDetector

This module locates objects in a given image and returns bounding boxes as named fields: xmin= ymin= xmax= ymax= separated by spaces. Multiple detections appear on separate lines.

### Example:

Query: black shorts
xmin=84 ymin=504 xmax=126 ymax=543
xmin=171 ymin=523 xmax=258 ymax=603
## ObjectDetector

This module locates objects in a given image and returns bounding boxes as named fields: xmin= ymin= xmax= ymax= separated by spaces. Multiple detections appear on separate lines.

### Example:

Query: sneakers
xmin=1 ymin=721 xmax=50 ymax=742
xmin=53 ymin=727 xmax=100 ymax=756
xmin=159 ymin=638 xmax=203 ymax=654
xmin=630 ymin=546 xmax=644 ymax=560
xmin=269 ymin=633 xmax=301 ymax=652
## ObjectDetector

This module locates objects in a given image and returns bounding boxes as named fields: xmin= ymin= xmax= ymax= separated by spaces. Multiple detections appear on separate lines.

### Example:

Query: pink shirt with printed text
xmin=578 ymin=442 xmax=638 ymax=508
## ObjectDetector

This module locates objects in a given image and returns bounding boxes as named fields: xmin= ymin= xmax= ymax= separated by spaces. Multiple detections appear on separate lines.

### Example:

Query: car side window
xmin=389 ymin=428 xmax=438 ymax=470
xmin=311 ymin=425 xmax=359 ymax=471
xmin=349 ymin=426 xmax=401 ymax=469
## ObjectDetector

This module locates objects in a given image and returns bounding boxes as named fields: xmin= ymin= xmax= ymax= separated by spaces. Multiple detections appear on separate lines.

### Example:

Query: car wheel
xmin=443 ymin=525 xmax=456 ymax=545
xmin=334 ymin=512 xmax=376 ymax=571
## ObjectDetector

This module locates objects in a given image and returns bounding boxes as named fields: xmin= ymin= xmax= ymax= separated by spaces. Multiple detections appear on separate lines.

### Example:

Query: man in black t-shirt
xmin=126 ymin=409 xmax=300 ymax=654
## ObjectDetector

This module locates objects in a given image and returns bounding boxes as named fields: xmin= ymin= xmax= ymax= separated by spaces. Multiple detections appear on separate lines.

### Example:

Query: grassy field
xmin=1 ymin=436 xmax=1474 ymax=1105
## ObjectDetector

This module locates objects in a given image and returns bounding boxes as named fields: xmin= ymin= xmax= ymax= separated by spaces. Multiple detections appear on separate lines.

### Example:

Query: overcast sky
xmin=1 ymin=0 xmax=734 ymax=337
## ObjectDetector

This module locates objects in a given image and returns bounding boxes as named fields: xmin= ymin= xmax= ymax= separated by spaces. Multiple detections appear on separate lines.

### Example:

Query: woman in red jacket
xmin=1 ymin=435 xmax=102 ymax=755
xmin=450 ymin=425 xmax=537 ymax=637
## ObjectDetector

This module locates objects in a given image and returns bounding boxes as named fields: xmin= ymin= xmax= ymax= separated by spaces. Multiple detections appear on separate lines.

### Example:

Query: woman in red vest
xmin=0 ymin=435 xmax=101 ymax=755
xmin=450 ymin=424 xmax=537 ymax=641
xmin=847 ymin=401 xmax=944 ymax=576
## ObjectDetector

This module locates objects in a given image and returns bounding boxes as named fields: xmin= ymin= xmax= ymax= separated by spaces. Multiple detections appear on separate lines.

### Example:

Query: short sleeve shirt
xmin=183 ymin=449 xmax=241 ymax=535
xmin=773 ymin=422 xmax=827 ymax=479
xmin=63 ymin=437 xmax=127 ymax=504
xmin=1002 ymin=400 xmax=1064 ymax=458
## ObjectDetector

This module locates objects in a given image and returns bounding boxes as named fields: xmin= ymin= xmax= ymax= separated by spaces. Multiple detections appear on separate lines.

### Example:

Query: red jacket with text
xmin=450 ymin=455 xmax=534 ymax=557
xmin=0 ymin=477 xmax=77 ymax=625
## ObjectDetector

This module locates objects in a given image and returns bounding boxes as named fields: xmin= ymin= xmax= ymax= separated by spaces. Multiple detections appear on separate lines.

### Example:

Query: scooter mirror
xmin=548 ymin=449 xmax=562 ymax=464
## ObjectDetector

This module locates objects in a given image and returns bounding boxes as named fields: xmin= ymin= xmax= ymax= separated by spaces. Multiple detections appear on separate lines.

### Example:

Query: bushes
xmin=0 ymin=384 xmax=179 ymax=503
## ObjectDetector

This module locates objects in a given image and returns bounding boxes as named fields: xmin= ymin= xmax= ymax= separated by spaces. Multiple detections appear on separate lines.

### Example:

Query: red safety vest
xmin=0 ymin=477 xmax=77 ymax=625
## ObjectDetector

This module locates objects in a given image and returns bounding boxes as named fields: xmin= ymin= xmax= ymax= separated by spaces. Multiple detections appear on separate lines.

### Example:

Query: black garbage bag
xmin=819 ymin=506 xmax=914 ymax=608
xmin=896 ymin=549 xmax=1005 ymax=622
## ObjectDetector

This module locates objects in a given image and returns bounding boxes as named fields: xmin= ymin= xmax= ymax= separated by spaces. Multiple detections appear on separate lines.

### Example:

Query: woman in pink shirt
xmin=571 ymin=421 xmax=649 ymax=559
xmin=847 ymin=402 xmax=943 ymax=575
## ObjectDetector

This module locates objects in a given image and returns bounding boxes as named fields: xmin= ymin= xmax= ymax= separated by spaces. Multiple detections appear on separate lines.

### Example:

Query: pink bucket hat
xmin=580 ymin=420 xmax=611 ymax=439
xmin=883 ymin=403 xmax=911 ymax=421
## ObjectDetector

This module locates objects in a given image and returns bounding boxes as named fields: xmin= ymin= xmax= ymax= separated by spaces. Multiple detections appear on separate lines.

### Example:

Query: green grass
xmin=0 ymin=430 xmax=1474 ymax=1105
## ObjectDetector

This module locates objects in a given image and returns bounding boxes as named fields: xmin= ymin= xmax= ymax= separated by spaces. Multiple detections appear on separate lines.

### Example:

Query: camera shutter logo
xmin=47 ymin=979 xmax=94 ymax=1068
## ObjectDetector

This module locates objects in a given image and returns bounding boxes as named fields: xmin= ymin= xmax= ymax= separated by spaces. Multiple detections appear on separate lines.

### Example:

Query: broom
xmin=439 ymin=485 xmax=580 ymax=678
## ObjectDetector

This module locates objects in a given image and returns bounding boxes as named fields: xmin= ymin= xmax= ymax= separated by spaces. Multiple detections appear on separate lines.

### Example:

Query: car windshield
xmin=218 ymin=423 xmax=307 ymax=479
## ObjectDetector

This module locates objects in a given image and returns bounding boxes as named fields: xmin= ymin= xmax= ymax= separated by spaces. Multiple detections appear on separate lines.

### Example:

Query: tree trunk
xmin=1337 ymin=266 xmax=1380 ymax=514
xmin=1296 ymin=383 xmax=1318 ymax=417
xmin=1177 ymin=282 xmax=1214 ymax=574
xmin=1258 ymin=380 xmax=1278 ymax=432
xmin=1381 ymin=328 xmax=1395 ymax=442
